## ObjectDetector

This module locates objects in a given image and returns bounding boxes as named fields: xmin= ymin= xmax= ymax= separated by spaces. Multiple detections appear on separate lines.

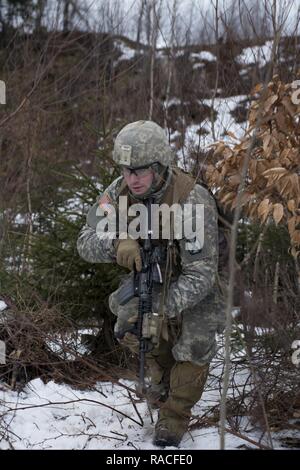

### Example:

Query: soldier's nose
xmin=129 ymin=173 xmax=139 ymax=183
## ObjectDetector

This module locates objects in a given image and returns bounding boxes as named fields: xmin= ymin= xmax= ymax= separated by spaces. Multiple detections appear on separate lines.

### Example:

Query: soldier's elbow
xmin=77 ymin=237 xmax=91 ymax=262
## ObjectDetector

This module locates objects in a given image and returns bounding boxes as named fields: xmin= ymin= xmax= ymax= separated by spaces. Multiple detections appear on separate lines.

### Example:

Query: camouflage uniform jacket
xmin=77 ymin=167 xmax=222 ymax=321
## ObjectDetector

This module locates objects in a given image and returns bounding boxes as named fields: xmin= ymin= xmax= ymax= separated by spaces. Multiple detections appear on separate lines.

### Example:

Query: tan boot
xmin=153 ymin=361 xmax=209 ymax=447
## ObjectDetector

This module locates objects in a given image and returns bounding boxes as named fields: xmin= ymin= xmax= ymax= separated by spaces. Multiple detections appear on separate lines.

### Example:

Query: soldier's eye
xmin=122 ymin=166 xmax=152 ymax=177
xmin=135 ymin=167 xmax=152 ymax=176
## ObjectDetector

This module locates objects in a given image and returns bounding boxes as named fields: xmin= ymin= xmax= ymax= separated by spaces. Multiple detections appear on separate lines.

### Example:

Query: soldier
xmin=77 ymin=120 xmax=225 ymax=447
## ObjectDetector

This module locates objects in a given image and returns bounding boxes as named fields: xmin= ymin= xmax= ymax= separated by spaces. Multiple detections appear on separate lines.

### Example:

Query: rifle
xmin=115 ymin=197 xmax=163 ymax=395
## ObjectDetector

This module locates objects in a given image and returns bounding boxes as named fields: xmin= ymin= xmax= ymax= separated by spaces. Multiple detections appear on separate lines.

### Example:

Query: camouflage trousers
xmin=109 ymin=278 xmax=225 ymax=366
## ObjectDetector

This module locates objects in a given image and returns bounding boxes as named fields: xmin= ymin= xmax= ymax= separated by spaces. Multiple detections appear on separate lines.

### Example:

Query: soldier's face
xmin=123 ymin=167 xmax=154 ymax=195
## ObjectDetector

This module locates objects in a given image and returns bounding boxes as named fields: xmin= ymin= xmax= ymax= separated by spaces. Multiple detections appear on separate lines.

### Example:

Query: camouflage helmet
xmin=113 ymin=120 xmax=172 ymax=168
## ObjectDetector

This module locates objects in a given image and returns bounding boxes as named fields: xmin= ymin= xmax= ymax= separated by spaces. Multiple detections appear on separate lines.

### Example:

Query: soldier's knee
xmin=172 ymin=330 xmax=217 ymax=366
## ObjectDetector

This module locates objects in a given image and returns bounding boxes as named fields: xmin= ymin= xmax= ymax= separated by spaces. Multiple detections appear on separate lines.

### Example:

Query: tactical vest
xmin=114 ymin=167 xmax=230 ymax=327
xmin=116 ymin=167 xmax=196 ymax=280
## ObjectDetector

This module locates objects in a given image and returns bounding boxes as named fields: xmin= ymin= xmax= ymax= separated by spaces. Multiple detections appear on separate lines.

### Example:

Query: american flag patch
xmin=98 ymin=193 xmax=113 ymax=214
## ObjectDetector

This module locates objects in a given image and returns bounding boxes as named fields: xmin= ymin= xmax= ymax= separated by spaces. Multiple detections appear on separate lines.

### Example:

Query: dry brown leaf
xmin=279 ymin=176 xmax=292 ymax=196
xmin=252 ymin=83 xmax=263 ymax=94
xmin=275 ymin=109 xmax=288 ymax=130
xmin=249 ymin=203 xmax=258 ymax=218
xmin=262 ymin=167 xmax=287 ymax=177
xmin=290 ymin=246 xmax=299 ymax=259
xmin=257 ymin=161 xmax=271 ymax=174
xmin=288 ymin=149 xmax=300 ymax=165
xmin=205 ymin=165 xmax=215 ymax=178
xmin=240 ymin=192 xmax=252 ymax=206
xmin=264 ymin=94 xmax=278 ymax=113
xmin=263 ymin=134 xmax=271 ymax=153
xmin=287 ymin=199 xmax=296 ymax=214
xmin=284 ymin=174 xmax=299 ymax=198
xmin=291 ymin=230 xmax=300 ymax=246
xmin=228 ymin=174 xmax=242 ymax=186
xmin=223 ymin=147 xmax=234 ymax=159
xmin=226 ymin=131 xmax=239 ymax=140
xmin=288 ymin=216 xmax=298 ymax=234
xmin=249 ymin=108 xmax=258 ymax=125
xmin=282 ymin=96 xmax=296 ymax=116
xmin=220 ymin=192 xmax=235 ymax=204
xmin=214 ymin=143 xmax=226 ymax=156
xmin=206 ymin=76 xmax=299 ymax=256
xmin=273 ymin=203 xmax=284 ymax=225
xmin=257 ymin=198 xmax=271 ymax=219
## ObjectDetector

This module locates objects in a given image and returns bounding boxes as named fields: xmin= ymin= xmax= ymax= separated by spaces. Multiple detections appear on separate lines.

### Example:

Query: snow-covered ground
xmin=237 ymin=40 xmax=273 ymax=66
xmin=0 ymin=376 xmax=253 ymax=450
xmin=0 ymin=338 xmax=295 ymax=450
xmin=169 ymin=94 xmax=249 ymax=169
xmin=191 ymin=51 xmax=216 ymax=63
xmin=0 ymin=375 xmax=295 ymax=450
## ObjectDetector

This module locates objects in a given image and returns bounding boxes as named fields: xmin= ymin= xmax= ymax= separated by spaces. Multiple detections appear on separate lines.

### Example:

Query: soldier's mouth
xmin=131 ymin=186 xmax=144 ymax=192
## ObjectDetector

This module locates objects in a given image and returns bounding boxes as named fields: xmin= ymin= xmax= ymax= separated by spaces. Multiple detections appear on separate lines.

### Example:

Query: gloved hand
xmin=120 ymin=332 xmax=140 ymax=354
xmin=115 ymin=237 xmax=142 ymax=272
xmin=117 ymin=314 xmax=139 ymax=354
xmin=117 ymin=311 xmax=163 ymax=353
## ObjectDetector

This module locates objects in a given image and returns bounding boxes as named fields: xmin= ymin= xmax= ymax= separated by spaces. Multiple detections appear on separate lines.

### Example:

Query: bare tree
xmin=35 ymin=0 xmax=47 ymax=32
xmin=149 ymin=0 xmax=163 ymax=120
xmin=164 ymin=0 xmax=178 ymax=129
xmin=136 ymin=0 xmax=146 ymax=45
xmin=63 ymin=0 xmax=72 ymax=32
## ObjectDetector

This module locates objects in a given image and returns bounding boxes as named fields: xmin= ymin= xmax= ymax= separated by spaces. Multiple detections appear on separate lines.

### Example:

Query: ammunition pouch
xmin=142 ymin=312 xmax=163 ymax=347
xmin=114 ymin=312 xmax=163 ymax=350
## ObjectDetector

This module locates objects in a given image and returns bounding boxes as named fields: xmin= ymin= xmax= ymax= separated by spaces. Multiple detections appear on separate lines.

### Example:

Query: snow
xmin=175 ymin=49 xmax=186 ymax=57
xmin=193 ymin=62 xmax=205 ymax=70
xmin=0 ymin=374 xmax=292 ymax=450
xmin=0 ymin=338 xmax=295 ymax=450
xmin=0 ymin=376 xmax=249 ymax=450
xmin=237 ymin=40 xmax=273 ymax=66
xmin=156 ymin=49 xmax=168 ymax=59
xmin=166 ymin=97 xmax=182 ymax=107
xmin=0 ymin=300 xmax=7 ymax=312
xmin=171 ymin=95 xmax=249 ymax=168
xmin=114 ymin=40 xmax=138 ymax=63
xmin=201 ymin=95 xmax=249 ymax=145
xmin=13 ymin=213 xmax=27 ymax=225
xmin=191 ymin=51 xmax=216 ymax=62
xmin=45 ymin=328 xmax=100 ymax=361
